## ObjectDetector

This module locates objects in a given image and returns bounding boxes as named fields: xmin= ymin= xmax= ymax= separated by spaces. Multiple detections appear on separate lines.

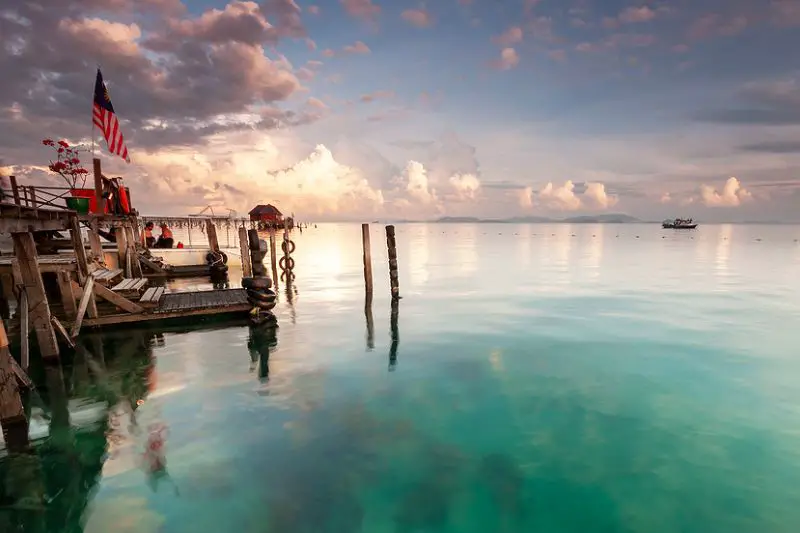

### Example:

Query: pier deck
xmin=80 ymin=288 xmax=251 ymax=327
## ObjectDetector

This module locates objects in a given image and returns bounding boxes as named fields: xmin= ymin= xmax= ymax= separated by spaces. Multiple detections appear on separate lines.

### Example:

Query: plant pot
xmin=65 ymin=196 xmax=91 ymax=214
xmin=69 ymin=188 xmax=105 ymax=214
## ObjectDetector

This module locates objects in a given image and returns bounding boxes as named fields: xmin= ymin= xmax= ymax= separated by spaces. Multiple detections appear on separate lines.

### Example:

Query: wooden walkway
xmin=0 ymin=254 xmax=77 ymax=273
xmin=81 ymin=288 xmax=251 ymax=327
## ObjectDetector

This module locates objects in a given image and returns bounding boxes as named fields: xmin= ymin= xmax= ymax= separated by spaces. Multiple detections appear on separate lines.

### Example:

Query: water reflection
xmin=389 ymin=298 xmax=399 ymax=371
xmin=365 ymin=299 xmax=375 ymax=351
xmin=408 ymin=225 xmax=430 ymax=287
xmin=714 ymin=224 xmax=733 ymax=281
xmin=248 ymin=321 xmax=278 ymax=382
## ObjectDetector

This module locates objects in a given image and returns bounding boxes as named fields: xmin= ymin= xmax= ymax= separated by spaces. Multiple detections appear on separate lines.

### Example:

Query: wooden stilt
xmin=69 ymin=214 xmax=89 ymax=282
xmin=389 ymin=297 xmax=399 ymax=370
xmin=0 ymin=318 xmax=29 ymax=452
xmin=125 ymin=224 xmax=142 ymax=277
xmin=386 ymin=225 xmax=400 ymax=300
xmin=57 ymin=270 xmax=77 ymax=320
xmin=269 ymin=229 xmax=278 ymax=286
xmin=239 ymin=226 xmax=252 ymax=278
xmin=115 ymin=225 xmax=129 ymax=277
xmin=70 ymin=277 xmax=95 ymax=338
xmin=19 ymin=291 xmax=29 ymax=370
xmin=88 ymin=218 xmax=103 ymax=262
xmin=362 ymin=223 xmax=373 ymax=303
xmin=12 ymin=232 xmax=59 ymax=361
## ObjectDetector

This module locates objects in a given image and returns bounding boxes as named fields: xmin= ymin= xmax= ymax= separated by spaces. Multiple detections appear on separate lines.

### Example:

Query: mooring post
xmin=269 ymin=229 xmax=278 ymax=286
xmin=93 ymin=158 xmax=103 ymax=214
xmin=282 ymin=220 xmax=293 ymax=290
xmin=239 ymin=226 xmax=252 ymax=278
xmin=12 ymin=232 xmax=59 ymax=361
xmin=0 ymin=319 xmax=29 ymax=453
xmin=362 ymin=223 xmax=373 ymax=303
xmin=206 ymin=220 xmax=219 ymax=252
xmin=385 ymin=225 xmax=400 ymax=300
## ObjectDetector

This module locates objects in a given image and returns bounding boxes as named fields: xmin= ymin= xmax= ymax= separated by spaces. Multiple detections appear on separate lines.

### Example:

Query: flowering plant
xmin=42 ymin=138 xmax=89 ymax=189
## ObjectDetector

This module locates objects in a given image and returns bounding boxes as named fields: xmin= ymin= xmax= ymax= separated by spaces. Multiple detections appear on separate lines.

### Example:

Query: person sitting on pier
xmin=142 ymin=222 xmax=156 ymax=249
xmin=155 ymin=224 xmax=174 ymax=249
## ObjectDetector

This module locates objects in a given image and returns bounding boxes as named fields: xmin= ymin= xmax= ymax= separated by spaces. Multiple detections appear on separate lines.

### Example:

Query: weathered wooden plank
xmin=112 ymin=278 xmax=137 ymax=291
xmin=69 ymin=214 xmax=89 ymax=282
xmin=140 ymin=287 xmax=156 ymax=303
xmin=50 ymin=316 xmax=75 ymax=349
xmin=153 ymin=286 xmax=165 ymax=304
xmin=19 ymin=291 xmax=29 ymax=370
xmin=81 ymin=302 xmax=252 ymax=326
xmin=92 ymin=282 xmax=144 ymax=314
xmin=70 ymin=277 xmax=95 ymax=338
xmin=57 ymin=270 xmax=78 ymax=320
xmin=131 ymin=278 xmax=148 ymax=291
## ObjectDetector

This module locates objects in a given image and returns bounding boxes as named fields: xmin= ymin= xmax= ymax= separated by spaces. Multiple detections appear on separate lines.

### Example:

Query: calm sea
xmin=2 ymin=223 xmax=800 ymax=533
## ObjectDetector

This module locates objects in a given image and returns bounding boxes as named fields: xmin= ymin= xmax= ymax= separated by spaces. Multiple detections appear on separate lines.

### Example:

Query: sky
xmin=1 ymin=0 xmax=799 ymax=221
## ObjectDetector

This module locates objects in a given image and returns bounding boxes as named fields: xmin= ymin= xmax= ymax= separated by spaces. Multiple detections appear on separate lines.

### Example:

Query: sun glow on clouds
xmin=700 ymin=177 xmax=752 ymax=207
xmin=517 ymin=181 xmax=617 ymax=211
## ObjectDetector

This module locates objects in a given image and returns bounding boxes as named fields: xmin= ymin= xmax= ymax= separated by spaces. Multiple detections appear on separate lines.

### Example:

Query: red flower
xmin=57 ymin=140 xmax=69 ymax=148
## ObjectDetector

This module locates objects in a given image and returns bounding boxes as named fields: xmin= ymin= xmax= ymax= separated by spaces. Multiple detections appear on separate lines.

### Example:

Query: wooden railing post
xmin=93 ymin=158 xmax=103 ymax=214
xmin=9 ymin=175 xmax=20 ymax=205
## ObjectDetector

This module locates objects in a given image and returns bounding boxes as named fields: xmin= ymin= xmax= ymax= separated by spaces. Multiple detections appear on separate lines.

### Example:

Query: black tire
xmin=281 ymin=240 xmax=296 ymax=254
xmin=278 ymin=256 xmax=295 ymax=271
xmin=219 ymin=251 xmax=228 ymax=264
xmin=210 ymin=263 xmax=228 ymax=274
xmin=242 ymin=277 xmax=272 ymax=290
xmin=247 ymin=289 xmax=276 ymax=303
xmin=249 ymin=298 xmax=277 ymax=310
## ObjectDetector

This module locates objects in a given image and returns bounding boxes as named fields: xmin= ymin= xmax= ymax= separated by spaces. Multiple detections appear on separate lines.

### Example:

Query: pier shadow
xmin=248 ymin=321 xmax=278 ymax=382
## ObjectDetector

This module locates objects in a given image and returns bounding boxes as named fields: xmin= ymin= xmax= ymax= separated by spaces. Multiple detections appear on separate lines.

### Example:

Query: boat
xmin=662 ymin=218 xmax=697 ymax=229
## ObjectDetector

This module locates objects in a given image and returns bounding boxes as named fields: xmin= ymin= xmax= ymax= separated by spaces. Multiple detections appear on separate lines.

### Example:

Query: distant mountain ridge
xmin=435 ymin=213 xmax=642 ymax=224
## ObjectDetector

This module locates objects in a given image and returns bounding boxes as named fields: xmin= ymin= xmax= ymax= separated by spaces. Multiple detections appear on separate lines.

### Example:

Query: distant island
xmin=435 ymin=214 xmax=642 ymax=224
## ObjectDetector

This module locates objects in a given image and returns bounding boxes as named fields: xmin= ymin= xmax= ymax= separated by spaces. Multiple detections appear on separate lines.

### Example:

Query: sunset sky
xmin=1 ymin=0 xmax=799 ymax=221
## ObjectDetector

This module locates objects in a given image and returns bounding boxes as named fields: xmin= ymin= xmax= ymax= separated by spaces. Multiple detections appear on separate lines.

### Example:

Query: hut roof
xmin=248 ymin=204 xmax=282 ymax=216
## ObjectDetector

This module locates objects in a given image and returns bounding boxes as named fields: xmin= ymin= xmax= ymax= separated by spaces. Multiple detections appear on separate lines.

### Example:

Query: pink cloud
xmin=548 ymin=49 xmax=566 ymax=61
xmin=340 ymin=0 xmax=380 ymax=22
xmin=672 ymin=43 xmax=690 ymax=53
xmin=575 ymin=42 xmax=599 ymax=53
xmin=343 ymin=40 xmax=371 ymax=54
xmin=688 ymin=13 xmax=748 ymax=40
xmin=602 ymin=16 xmax=620 ymax=30
xmin=524 ymin=0 xmax=541 ymax=16
xmin=307 ymin=97 xmax=327 ymax=109
xmin=306 ymin=38 xmax=317 ymax=51
xmin=492 ymin=26 xmax=523 ymax=46
xmin=771 ymin=0 xmax=800 ymax=26
xmin=619 ymin=6 xmax=656 ymax=23
xmin=491 ymin=47 xmax=519 ymax=70
xmin=321 ymin=48 xmax=336 ymax=57
xmin=307 ymin=5 xmax=320 ymax=15
xmin=360 ymin=90 xmax=395 ymax=102
xmin=401 ymin=9 xmax=433 ymax=28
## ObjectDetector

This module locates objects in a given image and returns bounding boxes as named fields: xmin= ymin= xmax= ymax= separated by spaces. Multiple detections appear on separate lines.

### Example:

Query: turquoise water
xmin=2 ymin=223 xmax=800 ymax=532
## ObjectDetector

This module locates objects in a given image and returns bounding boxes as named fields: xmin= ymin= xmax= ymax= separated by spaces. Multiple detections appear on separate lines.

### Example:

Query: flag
xmin=93 ymin=68 xmax=130 ymax=163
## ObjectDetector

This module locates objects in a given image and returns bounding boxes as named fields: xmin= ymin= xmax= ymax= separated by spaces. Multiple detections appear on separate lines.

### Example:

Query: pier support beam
xmin=0 ymin=319 xmax=28 ymax=453
xmin=69 ymin=214 xmax=89 ymax=282
xmin=239 ymin=226 xmax=252 ymax=278
xmin=206 ymin=220 xmax=219 ymax=253
xmin=12 ymin=231 xmax=59 ymax=362
xmin=115 ymin=225 xmax=129 ymax=277
xmin=88 ymin=218 xmax=103 ymax=262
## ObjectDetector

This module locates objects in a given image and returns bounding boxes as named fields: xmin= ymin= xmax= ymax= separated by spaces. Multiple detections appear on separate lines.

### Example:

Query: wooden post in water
xmin=269 ymin=229 xmax=278 ymax=286
xmin=206 ymin=220 xmax=219 ymax=252
xmin=389 ymin=297 xmax=399 ymax=370
xmin=239 ymin=226 xmax=252 ymax=278
xmin=385 ymin=225 xmax=400 ymax=300
xmin=12 ymin=232 xmax=59 ymax=361
xmin=362 ymin=223 xmax=373 ymax=303
xmin=0 ymin=319 xmax=29 ymax=452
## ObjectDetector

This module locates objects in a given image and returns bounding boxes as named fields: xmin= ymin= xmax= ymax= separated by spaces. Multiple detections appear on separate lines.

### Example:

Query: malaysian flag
xmin=93 ymin=68 xmax=130 ymax=163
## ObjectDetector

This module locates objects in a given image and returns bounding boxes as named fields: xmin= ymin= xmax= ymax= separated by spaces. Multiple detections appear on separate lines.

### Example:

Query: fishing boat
xmin=662 ymin=218 xmax=697 ymax=229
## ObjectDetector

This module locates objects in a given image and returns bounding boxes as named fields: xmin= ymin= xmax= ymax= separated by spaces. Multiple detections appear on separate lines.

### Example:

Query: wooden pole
xmin=57 ymin=270 xmax=78 ymax=321
xmin=389 ymin=297 xmax=399 ymax=369
xmin=365 ymin=299 xmax=374 ymax=351
xmin=362 ymin=223 xmax=373 ymax=303
xmin=12 ymin=232 xmax=59 ymax=361
xmin=115 ymin=225 xmax=129 ymax=277
xmin=88 ymin=218 xmax=103 ymax=262
xmin=93 ymin=158 xmax=103 ymax=214
xmin=69 ymin=214 xmax=89 ymax=282
xmin=385 ymin=225 xmax=400 ymax=300
xmin=19 ymin=291 xmax=29 ymax=370
xmin=239 ymin=226 xmax=252 ymax=278
xmin=0 ymin=319 xmax=29 ymax=453
xmin=269 ymin=229 xmax=278 ymax=285
xmin=29 ymin=185 xmax=37 ymax=217
xmin=9 ymin=175 xmax=20 ymax=205
xmin=206 ymin=220 xmax=219 ymax=252
xmin=125 ymin=224 xmax=142 ymax=277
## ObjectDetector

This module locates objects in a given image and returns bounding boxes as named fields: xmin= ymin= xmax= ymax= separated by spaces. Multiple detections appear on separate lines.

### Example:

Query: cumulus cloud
xmin=492 ymin=26 xmax=523 ymax=45
xmin=700 ymin=177 xmax=752 ymax=207
xmin=360 ymin=90 xmax=395 ymax=103
xmin=402 ymin=161 xmax=438 ymax=206
xmin=518 ymin=186 xmax=534 ymax=208
xmin=584 ymin=182 xmax=618 ymax=208
xmin=343 ymin=40 xmax=371 ymax=54
xmin=539 ymin=180 xmax=582 ymax=210
xmin=449 ymin=173 xmax=481 ymax=200
xmin=660 ymin=192 xmax=672 ymax=204
xmin=492 ymin=48 xmax=519 ymax=70
xmin=401 ymin=9 xmax=433 ymax=28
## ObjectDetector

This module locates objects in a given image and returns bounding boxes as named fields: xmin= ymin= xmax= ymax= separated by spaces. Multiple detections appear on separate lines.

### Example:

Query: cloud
xmin=340 ymin=0 xmax=380 ymax=23
xmin=343 ymin=40 xmax=371 ymax=54
xmin=360 ymin=90 xmax=395 ymax=103
xmin=738 ymin=141 xmax=800 ymax=153
xmin=688 ymin=13 xmax=748 ymax=40
xmin=584 ymin=182 xmax=618 ymax=208
xmin=492 ymin=48 xmax=519 ymax=70
xmin=695 ymin=77 xmax=800 ymax=125
xmin=539 ymin=180 xmax=582 ymax=210
xmin=548 ymin=49 xmax=566 ymax=61
xmin=700 ymin=177 xmax=752 ymax=207
xmin=619 ymin=6 xmax=656 ymax=24
xmin=307 ymin=97 xmax=327 ymax=109
xmin=401 ymin=161 xmax=439 ymax=206
xmin=660 ymin=192 xmax=672 ymax=204
xmin=401 ymin=9 xmax=433 ymax=28
xmin=518 ymin=186 xmax=534 ymax=208
xmin=449 ymin=173 xmax=481 ymax=200
xmin=307 ymin=5 xmax=320 ymax=15
xmin=492 ymin=26 xmax=523 ymax=46
xmin=771 ymin=0 xmax=800 ymax=27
